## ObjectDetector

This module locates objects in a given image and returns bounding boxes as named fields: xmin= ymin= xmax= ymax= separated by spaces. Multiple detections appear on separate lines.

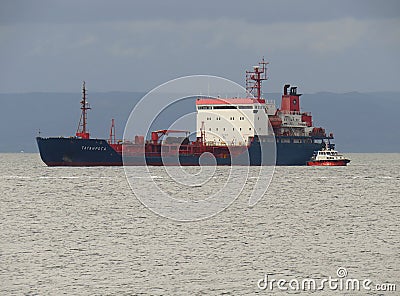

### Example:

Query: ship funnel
xmin=284 ymin=84 xmax=290 ymax=95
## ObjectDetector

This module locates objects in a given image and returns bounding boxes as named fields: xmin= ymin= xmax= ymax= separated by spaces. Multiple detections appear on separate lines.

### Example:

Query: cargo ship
xmin=36 ymin=59 xmax=334 ymax=166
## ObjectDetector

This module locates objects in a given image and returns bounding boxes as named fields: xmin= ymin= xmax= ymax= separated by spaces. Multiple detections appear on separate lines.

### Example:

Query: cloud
xmin=3 ymin=17 xmax=398 ymax=59
xmin=108 ymin=43 xmax=151 ymax=58
xmin=104 ymin=17 xmax=400 ymax=57
xmin=0 ymin=15 xmax=399 ymax=92
xmin=2 ymin=0 xmax=400 ymax=25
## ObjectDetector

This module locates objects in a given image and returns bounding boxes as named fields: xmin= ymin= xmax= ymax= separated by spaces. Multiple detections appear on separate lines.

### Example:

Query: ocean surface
xmin=1 ymin=153 xmax=399 ymax=295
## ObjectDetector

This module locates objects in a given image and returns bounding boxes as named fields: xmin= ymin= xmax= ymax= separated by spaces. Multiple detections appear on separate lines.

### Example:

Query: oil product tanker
xmin=36 ymin=59 xmax=334 ymax=166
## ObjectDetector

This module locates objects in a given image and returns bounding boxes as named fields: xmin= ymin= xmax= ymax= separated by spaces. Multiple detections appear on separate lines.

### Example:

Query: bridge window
xmin=214 ymin=105 xmax=237 ymax=109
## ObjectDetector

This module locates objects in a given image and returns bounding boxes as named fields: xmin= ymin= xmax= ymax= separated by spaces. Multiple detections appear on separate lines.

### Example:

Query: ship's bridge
xmin=196 ymin=97 xmax=272 ymax=146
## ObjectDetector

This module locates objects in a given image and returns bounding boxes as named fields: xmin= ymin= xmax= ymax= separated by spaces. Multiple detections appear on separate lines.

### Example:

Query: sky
xmin=0 ymin=0 xmax=399 ymax=93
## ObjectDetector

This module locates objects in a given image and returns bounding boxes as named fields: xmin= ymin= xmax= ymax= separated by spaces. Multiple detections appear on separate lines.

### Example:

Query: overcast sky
xmin=1 ymin=0 xmax=399 ymax=93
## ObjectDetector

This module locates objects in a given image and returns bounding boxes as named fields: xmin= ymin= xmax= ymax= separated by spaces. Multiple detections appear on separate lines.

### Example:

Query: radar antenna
xmin=246 ymin=57 xmax=268 ymax=100
xmin=76 ymin=81 xmax=91 ymax=139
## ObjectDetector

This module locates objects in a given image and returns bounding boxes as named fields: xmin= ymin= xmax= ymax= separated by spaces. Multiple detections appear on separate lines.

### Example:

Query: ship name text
xmin=81 ymin=146 xmax=107 ymax=151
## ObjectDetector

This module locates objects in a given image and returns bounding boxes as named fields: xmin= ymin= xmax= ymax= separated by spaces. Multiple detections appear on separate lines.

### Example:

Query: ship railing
xmin=206 ymin=141 xmax=225 ymax=146
xmin=281 ymin=122 xmax=308 ymax=127
xmin=204 ymin=141 xmax=251 ymax=147
xmin=278 ymin=110 xmax=311 ymax=116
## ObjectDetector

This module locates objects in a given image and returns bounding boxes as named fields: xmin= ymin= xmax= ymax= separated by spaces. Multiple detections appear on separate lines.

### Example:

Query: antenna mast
xmin=246 ymin=57 xmax=268 ymax=100
xmin=201 ymin=121 xmax=206 ymax=145
xmin=76 ymin=81 xmax=91 ymax=139
xmin=108 ymin=118 xmax=116 ymax=144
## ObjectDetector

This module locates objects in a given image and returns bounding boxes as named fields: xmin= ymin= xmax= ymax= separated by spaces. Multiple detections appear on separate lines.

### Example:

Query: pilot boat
xmin=307 ymin=143 xmax=350 ymax=166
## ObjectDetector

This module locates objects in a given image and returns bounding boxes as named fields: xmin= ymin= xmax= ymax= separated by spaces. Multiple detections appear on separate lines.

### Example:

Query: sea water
xmin=0 ymin=153 xmax=399 ymax=295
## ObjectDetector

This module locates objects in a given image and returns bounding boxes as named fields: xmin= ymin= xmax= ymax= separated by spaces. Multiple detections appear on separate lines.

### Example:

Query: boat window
xmin=214 ymin=105 xmax=237 ymax=109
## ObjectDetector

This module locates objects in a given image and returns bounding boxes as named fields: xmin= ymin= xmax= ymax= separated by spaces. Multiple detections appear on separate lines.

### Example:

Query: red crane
xmin=151 ymin=130 xmax=190 ymax=144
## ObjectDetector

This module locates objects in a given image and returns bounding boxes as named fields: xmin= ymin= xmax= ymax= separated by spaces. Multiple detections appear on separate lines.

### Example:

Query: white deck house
xmin=196 ymin=97 xmax=275 ymax=146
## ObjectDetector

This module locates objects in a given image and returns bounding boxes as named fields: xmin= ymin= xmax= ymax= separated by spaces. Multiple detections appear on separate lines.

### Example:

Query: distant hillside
xmin=302 ymin=92 xmax=400 ymax=152
xmin=0 ymin=92 xmax=144 ymax=152
xmin=0 ymin=91 xmax=399 ymax=153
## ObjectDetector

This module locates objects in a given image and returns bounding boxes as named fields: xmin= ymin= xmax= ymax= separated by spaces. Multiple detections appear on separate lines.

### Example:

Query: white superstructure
xmin=196 ymin=97 xmax=274 ymax=146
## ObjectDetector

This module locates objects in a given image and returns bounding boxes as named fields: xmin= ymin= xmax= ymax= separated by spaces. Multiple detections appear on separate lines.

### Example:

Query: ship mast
xmin=246 ymin=57 xmax=268 ymax=100
xmin=76 ymin=81 xmax=91 ymax=139
xmin=108 ymin=118 xmax=116 ymax=144
xmin=200 ymin=121 xmax=206 ymax=145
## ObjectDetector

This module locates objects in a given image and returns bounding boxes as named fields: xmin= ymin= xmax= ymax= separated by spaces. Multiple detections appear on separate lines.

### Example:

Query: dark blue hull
xmin=36 ymin=136 xmax=331 ymax=166
xmin=36 ymin=137 xmax=122 ymax=166
xmin=276 ymin=142 xmax=330 ymax=165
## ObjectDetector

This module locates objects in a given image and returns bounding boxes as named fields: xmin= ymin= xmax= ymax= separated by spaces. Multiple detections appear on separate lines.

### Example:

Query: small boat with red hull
xmin=307 ymin=144 xmax=350 ymax=166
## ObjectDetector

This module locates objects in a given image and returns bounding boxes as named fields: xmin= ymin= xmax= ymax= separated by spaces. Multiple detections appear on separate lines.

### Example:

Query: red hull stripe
xmin=307 ymin=160 xmax=349 ymax=166
xmin=43 ymin=162 xmax=224 ymax=167
xmin=45 ymin=162 xmax=123 ymax=167
xmin=196 ymin=98 xmax=265 ymax=105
